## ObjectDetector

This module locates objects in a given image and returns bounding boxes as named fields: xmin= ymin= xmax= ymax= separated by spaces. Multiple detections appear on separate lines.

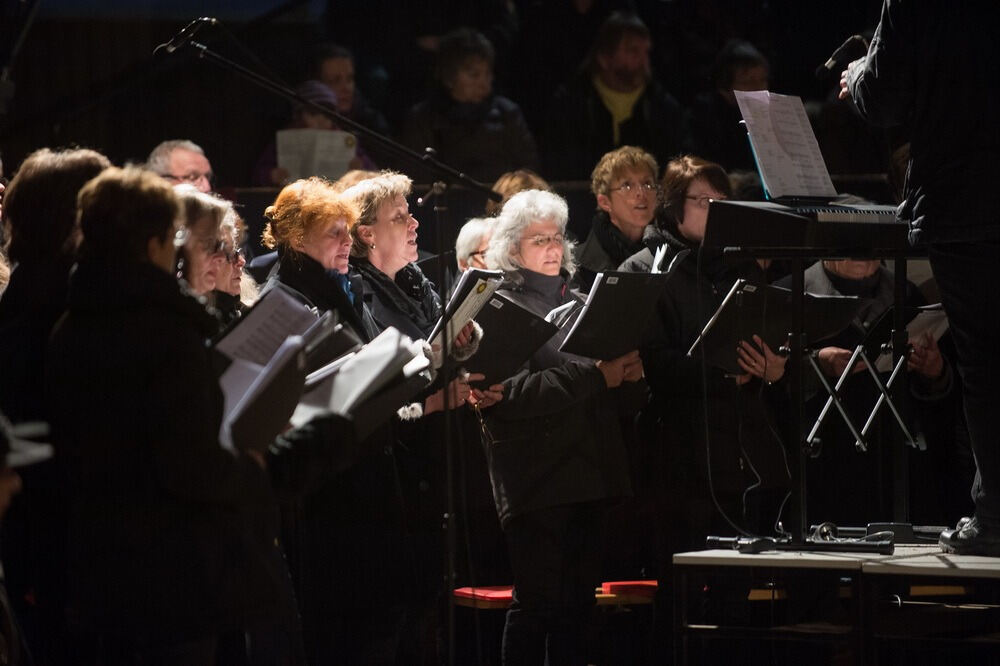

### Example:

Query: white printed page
xmin=215 ymin=288 xmax=317 ymax=366
xmin=735 ymin=90 xmax=837 ymax=200
xmin=276 ymin=129 xmax=357 ymax=182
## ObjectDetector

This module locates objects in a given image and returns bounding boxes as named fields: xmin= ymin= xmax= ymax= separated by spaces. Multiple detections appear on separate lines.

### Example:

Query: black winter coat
xmin=846 ymin=0 xmax=1000 ymax=244
xmin=572 ymin=210 xmax=646 ymax=293
xmin=45 ymin=259 xmax=279 ymax=644
xmin=639 ymin=228 xmax=791 ymax=515
xmin=260 ymin=248 xmax=380 ymax=343
xmin=484 ymin=268 xmax=644 ymax=527
xmin=400 ymin=89 xmax=539 ymax=183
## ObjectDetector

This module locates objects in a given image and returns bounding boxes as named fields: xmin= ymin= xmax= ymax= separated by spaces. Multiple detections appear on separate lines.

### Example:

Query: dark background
xmin=0 ymin=0 xmax=885 ymax=253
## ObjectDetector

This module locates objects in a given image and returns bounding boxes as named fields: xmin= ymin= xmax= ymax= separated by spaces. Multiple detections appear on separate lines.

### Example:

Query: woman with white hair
xmin=454 ymin=216 xmax=494 ymax=272
xmin=482 ymin=189 xmax=647 ymax=665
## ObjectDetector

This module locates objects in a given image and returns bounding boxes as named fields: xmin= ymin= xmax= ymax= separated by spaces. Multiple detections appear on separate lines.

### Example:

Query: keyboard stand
xmin=804 ymin=342 xmax=917 ymax=455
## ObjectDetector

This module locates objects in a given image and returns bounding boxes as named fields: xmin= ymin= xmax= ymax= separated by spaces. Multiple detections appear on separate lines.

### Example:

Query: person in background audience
xmin=146 ymin=140 xmax=214 ymax=193
xmin=252 ymin=80 xmax=372 ymax=187
xmin=574 ymin=145 xmax=658 ymax=291
xmin=0 ymin=147 xmax=110 ymax=666
xmin=311 ymin=43 xmax=391 ymax=164
xmin=484 ymin=168 xmax=552 ymax=216
xmin=689 ymin=39 xmax=770 ymax=172
xmin=454 ymin=216 xmax=494 ymax=272
xmin=400 ymin=27 xmax=539 ymax=183
xmin=543 ymin=11 xmax=690 ymax=180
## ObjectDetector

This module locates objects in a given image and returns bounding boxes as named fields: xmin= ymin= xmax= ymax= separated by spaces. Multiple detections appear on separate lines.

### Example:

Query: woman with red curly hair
xmin=259 ymin=176 xmax=378 ymax=342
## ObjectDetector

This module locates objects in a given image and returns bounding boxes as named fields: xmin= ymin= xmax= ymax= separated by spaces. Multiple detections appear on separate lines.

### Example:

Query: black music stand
xmin=702 ymin=200 xmax=912 ymax=550
xmin=804 ymin=307 xmax=918 ymax=455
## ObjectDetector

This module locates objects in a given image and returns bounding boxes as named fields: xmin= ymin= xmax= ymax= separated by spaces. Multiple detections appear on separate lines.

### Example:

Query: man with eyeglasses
xmin=146 ymin=139 xmax=214 ymax=193
xmin=573 ymin=145 xmax=659 ymax=292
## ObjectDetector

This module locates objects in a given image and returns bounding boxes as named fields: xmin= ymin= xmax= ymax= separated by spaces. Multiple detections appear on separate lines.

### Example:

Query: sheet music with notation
xmin=735 ymin=90 xmax=837 ymax=200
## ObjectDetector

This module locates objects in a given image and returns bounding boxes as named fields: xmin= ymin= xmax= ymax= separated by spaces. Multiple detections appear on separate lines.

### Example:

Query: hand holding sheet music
xmin=874 ymin=305 xmax=949 ymax=373
xmin=292 ymin=327 xmax=431 ymax=441
xmin=428 ymin=268 xmax=503 ymax=365
xmin=557 ymin=269 xmax=679 ymax=361
xmin=688 ymin=280 xmax=862 ymax=375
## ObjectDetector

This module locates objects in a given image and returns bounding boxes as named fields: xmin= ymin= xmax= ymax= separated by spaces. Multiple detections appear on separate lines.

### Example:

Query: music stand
xmin=804 ymin=306 xmax=919 ymax=454
xmin=701 ymin=200 xmax=913 ymax=549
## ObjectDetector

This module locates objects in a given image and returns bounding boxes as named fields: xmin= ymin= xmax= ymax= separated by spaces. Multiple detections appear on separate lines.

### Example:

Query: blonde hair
xmin=331 ymin=169 xmax=379 ymax=193
xmin=485 ymin=169 xmax=552 ymax=216
xmin=340 ymin=170 xmax=413 ymax=258
xmin=261 ymin=177 xmax=360 ymax=251
xmin=590 ymin=145 xmax=658 ymax=198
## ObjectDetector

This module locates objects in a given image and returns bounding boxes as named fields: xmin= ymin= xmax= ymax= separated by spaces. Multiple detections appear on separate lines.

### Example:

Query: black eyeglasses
xmin=225 ymin=246 xmax=245 ymax=265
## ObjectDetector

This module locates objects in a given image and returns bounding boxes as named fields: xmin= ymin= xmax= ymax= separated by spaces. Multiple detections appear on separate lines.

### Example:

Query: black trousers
xmin=928 ymin=240 xmax=1000 ymax=524
xmin=501 ymin=502 xmax=604 ymax=666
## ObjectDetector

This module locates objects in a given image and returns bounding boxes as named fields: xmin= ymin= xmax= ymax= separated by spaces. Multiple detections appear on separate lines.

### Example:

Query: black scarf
xmin=354 ymin=259 xmax=440 ymax=337
xmin=591 ymin=212 xmax=645 ymax=267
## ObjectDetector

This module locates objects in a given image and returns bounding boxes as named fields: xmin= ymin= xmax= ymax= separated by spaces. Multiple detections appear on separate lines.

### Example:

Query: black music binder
xmin=462 ymin=293 xmax=560 ymax=387
xmin=559 ymin=268 xmax=678 ymax=361
xmin=688 ymin=280 xmax=862 ymax=375
xmin=227 ymin=337 xmax=308 ymax=453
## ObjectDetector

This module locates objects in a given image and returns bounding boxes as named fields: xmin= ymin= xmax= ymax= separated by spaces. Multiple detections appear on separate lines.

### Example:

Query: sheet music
xmin=734 ymin=90 xmax=837 ymax=200
xmin=276 ymin=128 xmax=357 ymax=182
xmin=874 ymin=307 xmax=950 ymax=373
xmin=215 ymin=288 xmax=318 ymax=366
xmin=219 ymin=336 xmax=304 ymax=450
xmin=428 ymin=269 xmax=503 ymax=360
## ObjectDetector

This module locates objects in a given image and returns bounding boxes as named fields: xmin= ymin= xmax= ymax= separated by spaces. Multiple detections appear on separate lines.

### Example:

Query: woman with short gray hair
xmin=480 ymin=189 xmax=646 ymax=665
xmin=454 ymin=216 xmax=495 ymax=272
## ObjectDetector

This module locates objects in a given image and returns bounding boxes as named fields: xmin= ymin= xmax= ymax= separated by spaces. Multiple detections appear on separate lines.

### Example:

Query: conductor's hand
xmin=597 ymin=351 xmax=640 ymax=388
xmin=737 ymin=335 xmax=786 ymax=384
xmin=818 ymin=346 xmax=864 ymax=377
xmin=470 ymin=383 xmax=504 ymax=409
xmin=907 ymin=332 xmax=944 ymax=379
xmin=838 ymin=57 xmax=864 ymax=100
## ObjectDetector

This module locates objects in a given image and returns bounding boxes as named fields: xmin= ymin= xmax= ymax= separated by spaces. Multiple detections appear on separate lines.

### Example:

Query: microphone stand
xmin=180 ymin=37 xmax=500 ymax=203
xmin=166 ymin=28 xmax=500 ymax=666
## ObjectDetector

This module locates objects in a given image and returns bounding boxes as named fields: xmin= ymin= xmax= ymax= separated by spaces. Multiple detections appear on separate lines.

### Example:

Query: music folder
xmin=302 ymin=313 xmax=363 ymax=374
xmin=558 ymin=264 xmax=681 ymax=361
xmin=214 ymin=283 xmax=318 ymax=368
xmin=462 ymin=293 xmax=560 ymax=387
xmin=688 ymin=280 xmax=862 ymax=375
xmin=221 ymin=335 xmax=309 ymax=454
xmin=428 ymin=267 xmax=504 ymax=364
xmin=293 ymin=327 xmax=431 ymax=441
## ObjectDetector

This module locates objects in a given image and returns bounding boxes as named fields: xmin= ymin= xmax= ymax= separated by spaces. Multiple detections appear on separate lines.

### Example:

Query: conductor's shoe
xmin=940 ymin=515 xmax=1000 ymax=556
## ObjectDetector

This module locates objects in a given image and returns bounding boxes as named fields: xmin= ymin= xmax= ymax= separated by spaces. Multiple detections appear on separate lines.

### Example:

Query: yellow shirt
xmin=592 ymin=76 xmax=644 ymax=145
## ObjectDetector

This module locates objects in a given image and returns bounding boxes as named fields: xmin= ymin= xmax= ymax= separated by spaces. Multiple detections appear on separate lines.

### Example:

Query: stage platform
xmin=673 ymin=545 xmax=1000 ymax=665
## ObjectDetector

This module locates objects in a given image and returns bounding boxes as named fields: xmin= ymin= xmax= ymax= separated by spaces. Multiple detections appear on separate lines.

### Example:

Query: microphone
xmin=158 ymin=17 xmax=218 ymax=55
xmin=815 ymin=34 xmax=869 ymax=79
